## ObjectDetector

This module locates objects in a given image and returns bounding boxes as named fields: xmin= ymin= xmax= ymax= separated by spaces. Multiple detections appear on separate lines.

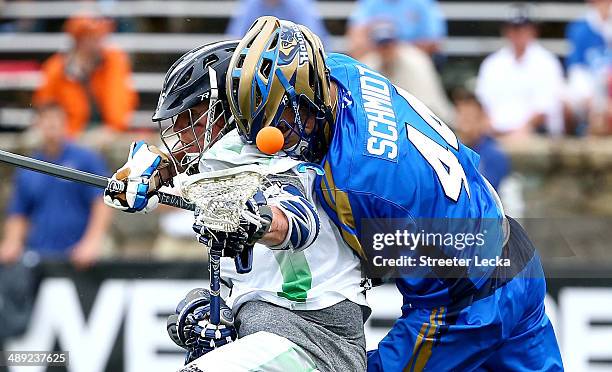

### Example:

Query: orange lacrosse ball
xmin=256 ymin=126 xmax=285 ymax=155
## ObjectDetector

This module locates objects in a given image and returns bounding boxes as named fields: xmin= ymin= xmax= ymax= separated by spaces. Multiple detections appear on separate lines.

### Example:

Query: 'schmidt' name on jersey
xmin=358 ymin=65 xmax=398 ymax=161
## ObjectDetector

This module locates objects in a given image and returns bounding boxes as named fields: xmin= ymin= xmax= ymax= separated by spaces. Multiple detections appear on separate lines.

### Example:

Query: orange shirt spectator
xmin=33 ymin=15 xmax=138 ymax=137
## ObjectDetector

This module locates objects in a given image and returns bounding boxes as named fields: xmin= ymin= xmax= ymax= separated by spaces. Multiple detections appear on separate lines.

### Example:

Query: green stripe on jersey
xmin=274 ymin=251 xmax=312 ymax=302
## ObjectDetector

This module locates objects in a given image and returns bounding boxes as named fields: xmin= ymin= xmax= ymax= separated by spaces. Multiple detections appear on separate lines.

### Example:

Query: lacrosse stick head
xmin=178 ymin=165 xmax=266 ymax=232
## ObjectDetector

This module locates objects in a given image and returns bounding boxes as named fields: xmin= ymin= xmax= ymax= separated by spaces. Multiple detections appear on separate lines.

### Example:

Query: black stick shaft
xmin=0 ymin=149 xmax=195 ymax=211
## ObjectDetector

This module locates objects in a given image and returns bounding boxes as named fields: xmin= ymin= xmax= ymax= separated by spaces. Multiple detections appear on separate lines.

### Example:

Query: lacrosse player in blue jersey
xmin=226 ymin=16 xmax=564 ymax=371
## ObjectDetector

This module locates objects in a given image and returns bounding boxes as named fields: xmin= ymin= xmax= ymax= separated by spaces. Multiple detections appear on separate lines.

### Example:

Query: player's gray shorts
xmin=235 ymin=300 xmax=367 ymax=372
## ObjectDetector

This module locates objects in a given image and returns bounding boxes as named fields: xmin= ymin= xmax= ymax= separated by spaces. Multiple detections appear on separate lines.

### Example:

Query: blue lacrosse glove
xmin=192 ymin=191 xmax=273 ymax=272
xmin=167 ymin=288 xmax=237 ymax=365
xmin=104 ymin=140 xmax=173 ymax=213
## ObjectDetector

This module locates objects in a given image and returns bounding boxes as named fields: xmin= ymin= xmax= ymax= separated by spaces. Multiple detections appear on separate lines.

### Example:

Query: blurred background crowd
xmin=0 ymin=0 xmax=611 ymax=267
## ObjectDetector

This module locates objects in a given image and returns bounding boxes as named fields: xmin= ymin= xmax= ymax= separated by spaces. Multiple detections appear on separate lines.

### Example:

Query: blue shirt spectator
xmin=1 ymin=103 xmax=112 ymax=269
xmin=566 ymin=3 xmax=612 ymax=71
xmin=349 ymin=0 xmax=446 ymax=42
xmin=565 ymin=1 xmax=612 ymax=134
xmin=227 ymin=0 xmax=329 ymax=46
xmin=7 ymin=143 xmax=107 ymax=257
xmin=347 ymin=0 xmax=446 ymax=59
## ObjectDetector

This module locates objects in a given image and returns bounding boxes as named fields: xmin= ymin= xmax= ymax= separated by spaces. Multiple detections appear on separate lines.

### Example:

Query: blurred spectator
xmin=0 ymin=103 xmax=111 ymax=269
xmin=476 ymin=6 xmax=566 ymax=138
xmin=226 ymin=0 xmax=328 ymax=44
xmin=347 ymin=0 xmax=446 ymax=59
xmin=453 ymin=89 xmax=510 ymax=190
xmin=362 ymin=23 xmax=453 ymax=123
xmin=33 ymin=14 xmax=138 ymax=138
xmin=566 ymin=0 xmax=612 ymax=135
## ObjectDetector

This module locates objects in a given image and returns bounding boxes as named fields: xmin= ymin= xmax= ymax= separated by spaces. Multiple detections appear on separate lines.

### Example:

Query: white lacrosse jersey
xmin=199 ymin=130 xmax=367 ymax=312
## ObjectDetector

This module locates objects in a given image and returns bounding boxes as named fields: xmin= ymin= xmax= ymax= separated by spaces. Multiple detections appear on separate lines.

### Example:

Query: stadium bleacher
xmin=0 ymin=0 xmax=586 ymax=130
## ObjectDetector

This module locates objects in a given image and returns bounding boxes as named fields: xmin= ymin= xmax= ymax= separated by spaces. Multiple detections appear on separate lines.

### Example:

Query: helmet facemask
xmin=158 ymin=95 xmax=232 ymax=175
xmin=272 ymin=92 xmax=328 ymax=162
xmin=152 ymin=40 xmax=239 ymax=176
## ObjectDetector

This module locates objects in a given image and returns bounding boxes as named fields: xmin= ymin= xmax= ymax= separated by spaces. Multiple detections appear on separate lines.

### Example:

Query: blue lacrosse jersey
xmin=316 ymin=53 xmax=505 ymax=307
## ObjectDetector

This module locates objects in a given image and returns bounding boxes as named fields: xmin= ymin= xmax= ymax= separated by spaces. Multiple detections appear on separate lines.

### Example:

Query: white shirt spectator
xmin=476 ymin=42 xmax=565 ymax=136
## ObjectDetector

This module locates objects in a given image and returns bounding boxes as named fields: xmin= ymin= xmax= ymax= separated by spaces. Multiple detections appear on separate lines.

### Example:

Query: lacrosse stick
xmin=0 ymin=149 xmax=195 ymax=211
xmin=178 ymin=165 xmax=267 ymax=329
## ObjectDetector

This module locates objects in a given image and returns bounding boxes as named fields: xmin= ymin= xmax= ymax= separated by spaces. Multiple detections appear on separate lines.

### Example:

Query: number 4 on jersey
xmin=396 ymin=86 xmax=471 ymax=202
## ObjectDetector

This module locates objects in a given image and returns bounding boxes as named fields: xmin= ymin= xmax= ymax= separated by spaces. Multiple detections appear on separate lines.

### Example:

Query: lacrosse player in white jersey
xmin=103 ymin=41 xmax=369 ymax=372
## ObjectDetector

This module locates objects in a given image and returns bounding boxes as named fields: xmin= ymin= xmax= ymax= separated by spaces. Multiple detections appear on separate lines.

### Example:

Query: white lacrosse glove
xmin=104 ymin=140 xmax=173 ymax=213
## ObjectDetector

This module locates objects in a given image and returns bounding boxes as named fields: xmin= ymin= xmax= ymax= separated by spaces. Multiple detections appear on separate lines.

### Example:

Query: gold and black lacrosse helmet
xmin=226 ymin=16 xmax=333 ymax=162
